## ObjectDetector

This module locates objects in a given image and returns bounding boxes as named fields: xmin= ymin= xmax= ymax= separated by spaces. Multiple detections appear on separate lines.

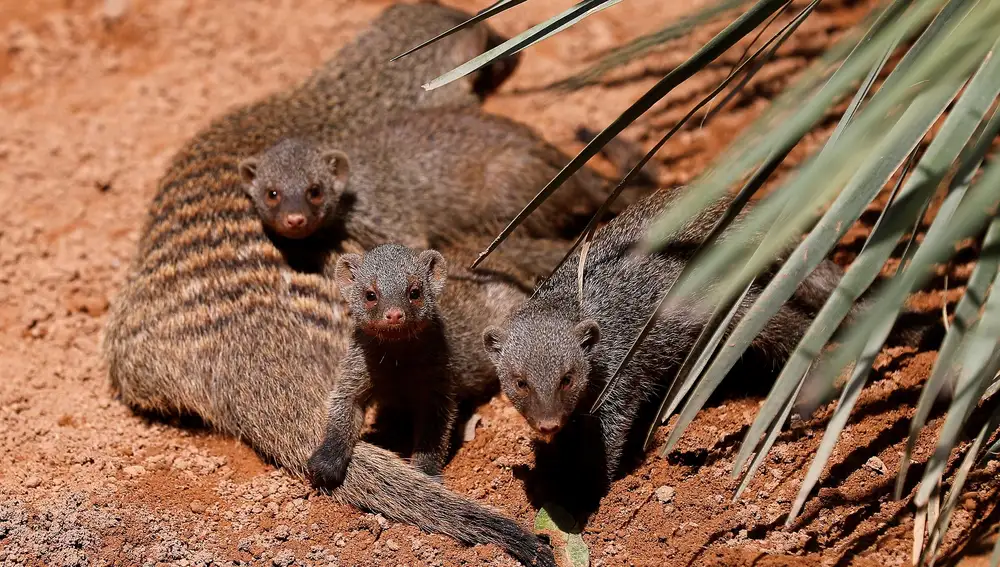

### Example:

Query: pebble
xmin=123 ymin=465 xmax=146 ymax=478
xmin=654 ymin=485 xmax=675 ymax=504
xmin=272 ymin=550 xmax=295 ymax=567
xmin=24 ymin=476 xmax=42 ymax=488
xmin=386 ymin=539 xmax=400 ymax=551
xmin=190 ymin=500 xmax=206 ymax=514
xmin=864 ymin=456 xmax=887 ymax=475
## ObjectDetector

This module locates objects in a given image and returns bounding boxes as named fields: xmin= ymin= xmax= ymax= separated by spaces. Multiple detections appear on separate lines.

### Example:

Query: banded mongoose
xmin=103 ymin=4 xmax=557 ymax=565
xmin=309 ymin=245 xmax=462 ymax=485
xmin=237 ymin=115 xmax=658 ymax=251
xmin=482 ymin=187 xmax=849 ymax=486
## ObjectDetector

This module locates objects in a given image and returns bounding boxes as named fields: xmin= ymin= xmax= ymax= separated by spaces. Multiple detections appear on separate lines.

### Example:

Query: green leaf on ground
xmin=534 ymin=503 xmax=589 ymax=567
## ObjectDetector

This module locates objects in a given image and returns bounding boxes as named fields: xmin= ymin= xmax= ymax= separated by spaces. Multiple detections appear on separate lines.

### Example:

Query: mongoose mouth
xmin=361 ymin=320 xmax=428 ymax=341
xmin=276 ymin=223 xmax=316 ymax=239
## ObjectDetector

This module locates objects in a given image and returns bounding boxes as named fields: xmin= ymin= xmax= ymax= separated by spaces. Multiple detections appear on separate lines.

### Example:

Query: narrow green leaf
xmin=391 ymin=0 xmax=528 ymax=62
xmin=787 ymin=223 xmax=924 ymax=524
xmin=638 ymin=0 xmax=938 ymax=255
xmin=561 ymin=0 xmax=753 ymax=87
xmin=534 ymin=503 xmax=589 ymax=567
xmin=647 ymin=5 xmax=1000 ymax=362
xmin=916 ymin=275 xmax=1000 ymax=509
xmin=922 ymin=400 xmax=1000 ymax=565
xmin=652 ymin=280 xmax=755 ymax=454
xmin=799 ymin=157 xmax=1000 ymax=466
xmin=896 ymin=103 xmax=1000 ymax=499
xmin=665 ymin=67 xmax=968 ymax=455
xmin=729 ymin=12 xmax=907 ymax=477
xmin=733 ymin=376 xmax=803 ymax=502
xmin=992 ymin=535 xmax=1000 ymax=567
xmin=423 ymin=0 xmax=623 ymax=91
xmin=702 ymin=0 xmax=818 ymax=125
xmin=471 ymin=0 xmax=792 ymax=268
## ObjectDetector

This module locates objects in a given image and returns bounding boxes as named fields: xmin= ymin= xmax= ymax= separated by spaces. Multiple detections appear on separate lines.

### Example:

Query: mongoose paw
xmin=306 ymin=442 xmax=351 ymax=489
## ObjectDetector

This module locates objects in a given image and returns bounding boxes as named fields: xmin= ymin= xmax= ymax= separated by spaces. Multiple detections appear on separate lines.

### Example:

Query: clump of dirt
xmin=1 ymin=1 xmax=998 ymax=566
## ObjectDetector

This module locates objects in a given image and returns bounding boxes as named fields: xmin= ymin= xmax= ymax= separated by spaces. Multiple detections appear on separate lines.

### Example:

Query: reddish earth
xmin=1 ymin=0 xmax=998 ymax=566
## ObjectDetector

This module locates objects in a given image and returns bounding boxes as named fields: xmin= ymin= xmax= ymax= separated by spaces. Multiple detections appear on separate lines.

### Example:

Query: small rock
xmin=123 ymin=465 xmax=146 ymax=478
xmin=272 ymin=549 xmax=295 ymax=567
xmin=102 ymin=0 xmax=128 ymax=23
xmin=654 ymin=485 xmax=675 ymax=504
xmin=273 ymin=525 xmax=291 ymax=541
xmin=386 ymin=539 xmax=400 ymax=551
xmin=24 ymin=476 xmax=41 ymax=488
xmin=864 ymin=456 xmax=886 ymax=475
xmin=189 ymin=500 xmax=206 ymax=514
xmin=963 ymin=497 xmax=977 ymax=511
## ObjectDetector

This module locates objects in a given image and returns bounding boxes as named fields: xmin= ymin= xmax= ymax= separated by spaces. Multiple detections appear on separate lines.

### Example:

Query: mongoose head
xmin=335 ymin=244 xmax=448 ymax=342
xmin=483 ymin=310 xmax=600 ymax=440
xmin=238 ymin=138 xmax=350 ymax=239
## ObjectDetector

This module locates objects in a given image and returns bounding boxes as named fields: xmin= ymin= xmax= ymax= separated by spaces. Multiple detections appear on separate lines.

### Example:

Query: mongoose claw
xmin=306 ymin=442 xmax=351 ymax=489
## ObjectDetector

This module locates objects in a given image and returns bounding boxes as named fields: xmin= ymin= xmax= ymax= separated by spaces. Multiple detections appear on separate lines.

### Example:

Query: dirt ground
xmin=2 ymin=0 xmax=999 ymax=566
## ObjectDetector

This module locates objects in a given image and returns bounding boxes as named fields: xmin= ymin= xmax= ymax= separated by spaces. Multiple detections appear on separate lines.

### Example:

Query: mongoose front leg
xmin=307 ymin=357 xmax=369 ymax=489
xmin=595 ymin=384 xmax=644 ymax=484
xmin=410 ymin=392 xmax=458 ymax=479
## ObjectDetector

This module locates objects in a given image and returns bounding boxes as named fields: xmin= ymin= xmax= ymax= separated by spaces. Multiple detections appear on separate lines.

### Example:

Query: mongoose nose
xmin=284 ymin=213 xmax=307 ymax=228
xmin=384 ymin=308 xmax=404 ymax=324
xmin=535 ymin=420 xmax=561 ymax=435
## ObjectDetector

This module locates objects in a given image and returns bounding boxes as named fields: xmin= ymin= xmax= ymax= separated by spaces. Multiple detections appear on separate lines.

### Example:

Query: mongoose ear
xmin=238 ymin=158 xmax=258 ymax=189
xmin=482 ymin=326 xmax=507 ymax=365
xmin=418 ymin=250 xmax=448 ymax=297
xmin=573 ymin=319 xmax=601 ymax=353
xmin=334 ymin=253 xmax=363 ymax=297
xmin=322 ymin=150 xmax=351 ymax=192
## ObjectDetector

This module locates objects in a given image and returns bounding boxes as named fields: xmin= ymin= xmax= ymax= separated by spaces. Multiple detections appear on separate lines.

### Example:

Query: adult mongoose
xmin=482 ymin=187 xmax=848 ymax=487
xmin=103 ymin=4 xmax=557 ymax=565
xmin=237 ymin=118 xmax=656 ymax=251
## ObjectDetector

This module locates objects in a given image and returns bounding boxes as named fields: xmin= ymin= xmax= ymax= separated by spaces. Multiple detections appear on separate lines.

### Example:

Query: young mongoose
xmin=103 ymin=4 xmax=557 ymax=565
xmin=309 ymin=244 xmax=458 ymax=486
xmin=239 ymin=138 xmax=349 ymax=240
xmin=482 ymin=187 xmax=849 ymax=486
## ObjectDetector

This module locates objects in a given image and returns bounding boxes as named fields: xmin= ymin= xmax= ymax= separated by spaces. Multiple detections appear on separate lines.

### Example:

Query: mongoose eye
xmin=265 ymin=189 xmax=281 ymax=206
xmin=559 ymin=374 xmax=572 ymax=390
xmin=408 ymin=286 xmax=421 ymax=301
xmin=364 ymin=290 xmax=377 ymax=302
xmin=514 ymin=378 xmax=528 ymax=392
xmin=306 ymin=184 xmax=323 ymax=204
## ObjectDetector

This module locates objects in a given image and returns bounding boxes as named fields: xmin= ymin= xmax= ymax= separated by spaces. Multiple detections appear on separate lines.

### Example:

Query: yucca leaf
xmin=565 ymin=2 xmax=811 ymax=304
xmin=797 ymin=168 xmax=976 ymax=416
xmin=646 ymin=5 xmax=1000 ymax=363
xmin=423 ymin=0 xmax=624 ymax=91
xmin=560 ymin=0 xmax=754 ymax=88
xmin=732 ymin=146 xmax=918 ymax=485
xmin=701 ymin=0 xmax=818 ymax=125
xmin=650 ymin=279 xmax=756 ymax=453
xmin=797 ymin=154 xmax=1000 ymax=447
xmin=637 ymin=0 xmax=936 ymax=255
xmin=728 ymin=9 xmax=910 ymax=478
xmin=897 ymin=112 xmax=1000 ymax=499
xmin=733 ymin=376 xmax=804 ymax=502
xmin=733 ymin=35 xmax=1000 ymax=488
xmin=992 ymin=536 xmax=1000 ymax=567
xmin=470 ymin=0 xmax=792 ymax=268
xmin=391 ymin=0 xmax=529 ymax=62
xmin=787 ymin=219 xmax=925 ymax=524
xmin=664 ymin=63 xmax=971 ymax=455
xmin=915 ymin=276 xmax=1000 ymax=510
xmin=922 ymin=399 xmax=1000 ymax=565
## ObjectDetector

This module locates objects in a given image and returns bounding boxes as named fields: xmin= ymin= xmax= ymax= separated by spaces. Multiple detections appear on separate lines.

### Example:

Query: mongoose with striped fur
xmin=103 ymin=4 xmax=559 ymax=565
